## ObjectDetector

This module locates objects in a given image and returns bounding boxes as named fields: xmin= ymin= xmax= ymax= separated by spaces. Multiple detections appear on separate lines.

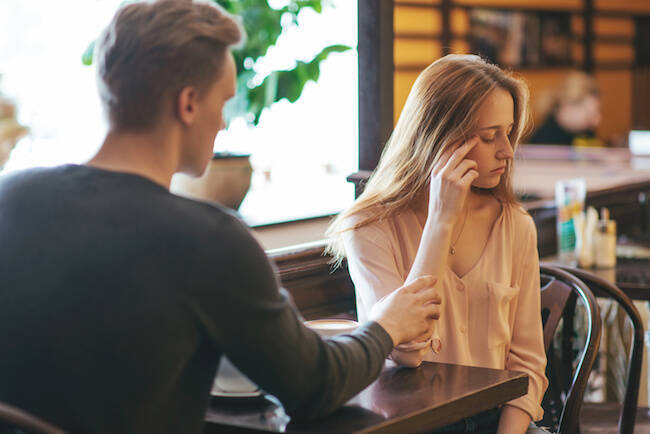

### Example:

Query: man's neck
xmin=88 ymin=126 xmax=181 ymax=189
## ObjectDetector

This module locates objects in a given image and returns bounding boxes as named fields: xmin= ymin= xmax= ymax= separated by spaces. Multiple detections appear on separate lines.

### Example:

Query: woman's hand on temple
xmin=427 ymin=136 xmax=480 ymax=224
xmin=369 ymin=275 xmax=441 ymax=347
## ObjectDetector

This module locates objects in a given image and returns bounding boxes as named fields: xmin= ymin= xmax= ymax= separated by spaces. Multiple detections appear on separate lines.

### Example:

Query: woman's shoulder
xmin=342 ymin=207 xmax=413 ymax=231
xmin=340 ymin=208 xmax=414 ymax=247
xmin=503 ymin=202 xmax=537 ymax=236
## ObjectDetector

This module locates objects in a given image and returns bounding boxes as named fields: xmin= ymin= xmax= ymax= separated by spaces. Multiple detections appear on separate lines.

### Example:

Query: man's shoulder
xmin=0 ymin=164 xmax=254 ymax=242
xmin=167 ymin=192 xmax=251 ymax=236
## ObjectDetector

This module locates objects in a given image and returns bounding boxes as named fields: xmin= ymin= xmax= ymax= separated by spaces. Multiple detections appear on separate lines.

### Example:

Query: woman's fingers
xmin=443 ymin=136 xmax=479 ymax=173
xmin=403 ymin=275 xmax=437 ymax=293
xmin=459 ymin=166 xmax=480 ymax=188
xmin=425 ymin=304 xmax=440 ymax=320
xmin=449 ymin=159 xmax=478 ymax=181
xmin=416 ymin=286 xmax=442 ymax=305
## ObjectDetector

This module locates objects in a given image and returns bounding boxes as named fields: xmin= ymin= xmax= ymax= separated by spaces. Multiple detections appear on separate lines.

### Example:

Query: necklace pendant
xmin=450 ymin=247 xmax=455 ymax=255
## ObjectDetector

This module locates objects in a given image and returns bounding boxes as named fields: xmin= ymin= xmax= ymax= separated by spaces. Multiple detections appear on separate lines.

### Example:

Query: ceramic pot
xmin=171 ymin=152 xmax=252 ymax=210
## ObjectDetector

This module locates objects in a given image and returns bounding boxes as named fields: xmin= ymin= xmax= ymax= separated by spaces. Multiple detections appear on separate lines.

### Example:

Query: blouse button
xmin=460 ymin=326 xmax=467 ymax=334
xmin=457 ymin=283 xmax=464 ymax=291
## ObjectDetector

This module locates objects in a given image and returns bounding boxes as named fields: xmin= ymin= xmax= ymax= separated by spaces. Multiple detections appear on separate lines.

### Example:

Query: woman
xmin=529 ymin=71 xmax=601 ymax=146
xmin=327 ymin=55 xmax=548 ymax=433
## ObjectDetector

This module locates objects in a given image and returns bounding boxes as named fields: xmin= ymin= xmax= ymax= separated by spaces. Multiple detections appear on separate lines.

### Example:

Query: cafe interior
xmin=1 ymin=0 xmax=650 ymax=433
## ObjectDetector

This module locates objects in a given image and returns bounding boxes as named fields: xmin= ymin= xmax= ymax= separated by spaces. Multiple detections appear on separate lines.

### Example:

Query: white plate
xmin=211 ymin=386 xmax=263 ymax=399
xmin=212 ymin=356 xmax=260 ymax=397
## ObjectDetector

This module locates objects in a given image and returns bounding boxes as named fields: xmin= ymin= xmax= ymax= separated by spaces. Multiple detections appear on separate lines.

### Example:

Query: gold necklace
xmin=449 ymin=206 xmax=469 ymax=255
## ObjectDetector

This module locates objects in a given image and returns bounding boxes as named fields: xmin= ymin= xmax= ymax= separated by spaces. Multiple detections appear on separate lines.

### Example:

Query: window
xmin=218 ymin=0 xmax=358 ymax=226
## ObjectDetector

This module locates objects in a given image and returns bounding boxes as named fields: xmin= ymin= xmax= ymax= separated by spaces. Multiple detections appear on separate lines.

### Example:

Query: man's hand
xmin=369 ymin=276 xmax=441 ymax=346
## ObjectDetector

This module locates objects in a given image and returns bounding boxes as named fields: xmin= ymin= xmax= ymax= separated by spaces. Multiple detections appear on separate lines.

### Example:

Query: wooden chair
xmin=556 ymin=266 xmax=645 ymax=434
xmin=0 ymin=401 xmax=66 ymax=434
xmin=539 ymin=264 xmax=602 ymax=434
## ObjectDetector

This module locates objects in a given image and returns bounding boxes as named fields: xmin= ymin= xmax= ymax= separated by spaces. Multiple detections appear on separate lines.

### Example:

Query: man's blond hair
xmin=96 ymin=0 xmax=243 ymax=131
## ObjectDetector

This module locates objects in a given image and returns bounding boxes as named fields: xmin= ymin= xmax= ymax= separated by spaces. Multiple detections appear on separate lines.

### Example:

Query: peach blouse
xmin=342 ymin=204 xmax=548 ymax=421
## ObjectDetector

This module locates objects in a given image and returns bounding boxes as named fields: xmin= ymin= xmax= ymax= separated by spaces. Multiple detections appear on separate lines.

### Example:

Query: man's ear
xmin=177 ymin=86 xmax=197 ymax=126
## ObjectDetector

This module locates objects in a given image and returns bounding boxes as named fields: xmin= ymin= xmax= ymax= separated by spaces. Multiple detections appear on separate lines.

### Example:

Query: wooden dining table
xmin=203 ymin=361 xmax=528 ymax=433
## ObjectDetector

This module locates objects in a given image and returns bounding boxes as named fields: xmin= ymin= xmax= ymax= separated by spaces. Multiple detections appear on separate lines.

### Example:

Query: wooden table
xmin=513 ymin=146 xmax=650 ymax=201
xmin=543 ymin=256 xmax=650 ymax=301
xmin=204 ymin=361 xmax=528 ymax=433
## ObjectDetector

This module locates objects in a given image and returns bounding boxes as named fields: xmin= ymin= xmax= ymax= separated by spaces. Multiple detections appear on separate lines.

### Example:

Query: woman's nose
xmin=497 ymin=135 xmax=514 ymax=160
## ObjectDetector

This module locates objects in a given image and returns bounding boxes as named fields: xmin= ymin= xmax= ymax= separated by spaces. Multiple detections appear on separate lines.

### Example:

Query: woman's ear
xmin=176 ymin=86 xmax=197 ymax=126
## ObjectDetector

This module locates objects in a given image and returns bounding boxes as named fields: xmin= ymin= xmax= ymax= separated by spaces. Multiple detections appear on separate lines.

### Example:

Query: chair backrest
xmin=0 ymin=401 xmax=66 ymax=434
xmin=539 ymin=264 xmax=602 ymax=434
xmin=556 ymin=266 xmax=644 ymax=434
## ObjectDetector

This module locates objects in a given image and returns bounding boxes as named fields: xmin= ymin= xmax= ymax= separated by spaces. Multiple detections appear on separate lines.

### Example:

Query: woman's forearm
xmin=390 ymin=347 xmax=429 ymax=368
xmin=406 ymin=217 xmax=454 ymax=284
xmin=497 ymin=405 xmax=531 ymax=434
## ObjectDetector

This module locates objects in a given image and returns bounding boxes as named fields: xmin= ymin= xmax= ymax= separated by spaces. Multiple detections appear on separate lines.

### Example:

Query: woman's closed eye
xmin=480 ymin=135 xmax=496 ymax=143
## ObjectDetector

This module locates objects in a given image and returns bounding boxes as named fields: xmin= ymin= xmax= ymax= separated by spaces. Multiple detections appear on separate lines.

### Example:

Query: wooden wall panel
xmin=451 ymin=39 xmax=471 ymax=54
xmin=595 ymin=0 xmax=650 ymax=13
xmin=395 ymin=0 xmax=441 ymax=4
xmin=395 ymin=5 xmax=441 ymax=34
xmin=633 ymin=67 xmax=650 ymax=130
xmin=594 ymin=17 xmax=635 ymax=37
xmin=454 ymin=0 xmax=581 ymax=10
xmin=572 ymin=42 xmax=584 ymax=64
xmin=395 ymin=39 xmax=442 ymax=65
xmin=392 ymin=0 xmax=645 ymax=143
xmin=594 ymin=43 xmax=635 ymax=63
xmin=451 ymin=8 xmax=470 ymax=35
xmin=394 ymin=71 xmax=422 ymax=123
xmin=594 ymin=70 xmax=632 ymax=142
xmin=572 ymin=15 xmax=584 ymax=36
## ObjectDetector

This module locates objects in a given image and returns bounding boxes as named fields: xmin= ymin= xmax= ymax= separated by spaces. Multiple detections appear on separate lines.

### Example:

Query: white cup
xmin=304 ymin=319 xmax=360 ymax=338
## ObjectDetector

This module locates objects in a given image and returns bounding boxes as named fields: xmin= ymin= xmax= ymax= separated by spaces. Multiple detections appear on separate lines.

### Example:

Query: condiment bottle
xmin=595 ymin=208 xmax=617 ymax=268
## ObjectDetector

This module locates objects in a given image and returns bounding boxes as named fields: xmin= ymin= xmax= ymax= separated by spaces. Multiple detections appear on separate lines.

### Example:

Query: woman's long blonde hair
xmin=326 ymin=54 xmax=530 ymax=264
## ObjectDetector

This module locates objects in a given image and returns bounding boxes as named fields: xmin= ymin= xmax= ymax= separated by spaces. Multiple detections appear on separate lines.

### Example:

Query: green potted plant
xmin=82 ymin=0 xmax=349 ymax=209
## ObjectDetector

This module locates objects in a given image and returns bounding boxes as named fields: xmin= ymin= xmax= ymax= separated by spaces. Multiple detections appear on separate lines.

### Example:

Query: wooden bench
xmin=268 ymin=241 xmax=356 ymax=321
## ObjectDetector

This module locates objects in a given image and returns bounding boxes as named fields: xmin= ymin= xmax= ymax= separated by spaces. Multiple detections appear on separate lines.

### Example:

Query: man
xmin=0 ymin=1 xmax=441 ymax=433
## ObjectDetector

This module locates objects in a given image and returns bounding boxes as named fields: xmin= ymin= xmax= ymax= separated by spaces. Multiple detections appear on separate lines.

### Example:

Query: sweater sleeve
xmin=503 ymin=215 xmax=549 ymax=421
xmin=181 ymin=213 xmax=394 ymax=420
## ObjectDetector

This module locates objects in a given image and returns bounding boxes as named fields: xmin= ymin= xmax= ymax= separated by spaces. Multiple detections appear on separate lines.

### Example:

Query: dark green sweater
xmin=0 ymin=165 xmax=392 ymax=434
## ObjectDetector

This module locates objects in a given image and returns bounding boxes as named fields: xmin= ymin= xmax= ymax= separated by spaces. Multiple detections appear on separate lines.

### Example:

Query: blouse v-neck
xmin=410 ymin=204 xmax=505 ymax=281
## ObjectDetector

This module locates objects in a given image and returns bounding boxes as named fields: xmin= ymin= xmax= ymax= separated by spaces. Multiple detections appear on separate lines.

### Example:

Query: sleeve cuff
xmin=504 ymin=395 xmax=544 ymax=422
xmin=360 ymin=321 xmax=394 ymax=356
xmin=395 ymin=339 xmax=431 ymax=352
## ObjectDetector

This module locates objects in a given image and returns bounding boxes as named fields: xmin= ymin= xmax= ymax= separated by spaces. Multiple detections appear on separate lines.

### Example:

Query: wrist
xmin=423 ymin=214 xmax=454 ymax=233
xmin=374 ymin=318 xmax=399 ymax=346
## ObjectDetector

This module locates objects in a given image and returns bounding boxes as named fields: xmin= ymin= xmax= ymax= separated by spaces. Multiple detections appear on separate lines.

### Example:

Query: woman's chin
xmin=471 ymin=177 xmax=500 ymax=190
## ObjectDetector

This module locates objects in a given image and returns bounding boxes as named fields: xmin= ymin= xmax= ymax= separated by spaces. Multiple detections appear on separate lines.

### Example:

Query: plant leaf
xmin=247 ymin=44 xmax=351 ymax=124
xmin=81 ymin=40 xmax=96 ymax=66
